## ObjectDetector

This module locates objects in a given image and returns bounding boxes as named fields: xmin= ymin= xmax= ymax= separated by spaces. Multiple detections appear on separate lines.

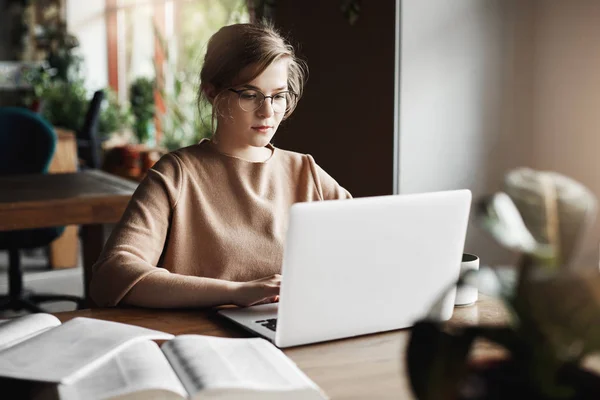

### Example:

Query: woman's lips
xmin=252 ymin=126 xmax=272 ymax=133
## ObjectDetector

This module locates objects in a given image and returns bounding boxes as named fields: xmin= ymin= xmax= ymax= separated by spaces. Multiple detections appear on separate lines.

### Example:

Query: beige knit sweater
xmin=90 ymin=139 xmax=352 ymax=307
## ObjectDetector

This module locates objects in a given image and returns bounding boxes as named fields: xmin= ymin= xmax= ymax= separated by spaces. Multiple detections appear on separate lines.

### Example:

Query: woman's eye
xmin=274 ymin=94 xmax=287 ymax=100
xmin=241 ymin=93 xmax=257 ymax=100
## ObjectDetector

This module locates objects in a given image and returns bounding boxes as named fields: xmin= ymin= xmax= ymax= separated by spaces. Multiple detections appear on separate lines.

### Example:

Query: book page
xmin=0 ymin=317 xmax=173 ymax=384
xmin=58 ymin=340 xmax=187 ymax=400
xmin=0 ymin=313 xmax=61 ymax=351
xmin=161 ymin=335 xmax=327 ymax=399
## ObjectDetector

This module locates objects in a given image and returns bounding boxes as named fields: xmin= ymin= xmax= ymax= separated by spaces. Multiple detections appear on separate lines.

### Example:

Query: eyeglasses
xmin=228 ymin=88 xmax=294 ymax=113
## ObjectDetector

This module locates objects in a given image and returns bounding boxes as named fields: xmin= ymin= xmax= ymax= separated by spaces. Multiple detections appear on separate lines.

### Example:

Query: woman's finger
xmin=252 ymin=295 xmax=279 ymax=306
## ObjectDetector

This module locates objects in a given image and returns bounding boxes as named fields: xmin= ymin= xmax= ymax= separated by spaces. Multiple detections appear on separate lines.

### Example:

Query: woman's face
xmin=215 ymin=58 xmax=290 ymax=150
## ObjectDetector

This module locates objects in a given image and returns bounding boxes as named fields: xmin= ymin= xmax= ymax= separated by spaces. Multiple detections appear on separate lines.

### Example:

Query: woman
xmin=90 ymin=22 xmax=351 ymax=309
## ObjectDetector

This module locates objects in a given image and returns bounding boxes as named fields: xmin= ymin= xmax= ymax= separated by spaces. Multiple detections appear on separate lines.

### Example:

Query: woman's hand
xmin=231 ymin=274 xmax=281 ymax=307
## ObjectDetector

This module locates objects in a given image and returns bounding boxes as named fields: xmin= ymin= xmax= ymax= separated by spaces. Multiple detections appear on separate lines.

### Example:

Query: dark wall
xmin=272 ymin=0 xmax=397 ymax=197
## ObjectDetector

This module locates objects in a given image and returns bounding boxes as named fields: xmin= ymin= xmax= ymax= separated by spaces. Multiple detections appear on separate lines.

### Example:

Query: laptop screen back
xmin=274 ymin=190 xmax=472 ymax=348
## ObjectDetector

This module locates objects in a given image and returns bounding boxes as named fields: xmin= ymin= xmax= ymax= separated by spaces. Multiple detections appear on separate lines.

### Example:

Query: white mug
xmin=454 ymin=253 xmax=479 ymax=306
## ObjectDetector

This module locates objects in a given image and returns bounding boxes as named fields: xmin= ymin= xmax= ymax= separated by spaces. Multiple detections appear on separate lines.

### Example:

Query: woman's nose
xmin=257 ymin=98 xmax=275 ymax=117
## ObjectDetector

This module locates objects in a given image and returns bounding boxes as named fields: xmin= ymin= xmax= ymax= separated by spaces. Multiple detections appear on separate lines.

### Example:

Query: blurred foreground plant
xmin=407 ymin=168 xmax=600 ymax=400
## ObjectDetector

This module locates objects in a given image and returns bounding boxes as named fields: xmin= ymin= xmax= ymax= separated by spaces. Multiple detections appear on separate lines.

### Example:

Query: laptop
xmin=218 ymin=190 xmax=472 ymax=348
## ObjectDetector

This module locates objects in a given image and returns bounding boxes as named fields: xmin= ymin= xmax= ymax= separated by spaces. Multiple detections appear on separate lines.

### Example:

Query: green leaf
xmin=174 ymin=77 xmax=182 ymax=98
xmin=521 ymin=268 xmax=600 ymax=362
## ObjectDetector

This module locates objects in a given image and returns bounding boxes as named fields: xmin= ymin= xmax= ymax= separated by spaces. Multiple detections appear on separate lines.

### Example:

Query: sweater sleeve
xmin=307 ymin=154 xmax=353 ymax=200
xmin=89 ymin=153 xmax=183 ymax=307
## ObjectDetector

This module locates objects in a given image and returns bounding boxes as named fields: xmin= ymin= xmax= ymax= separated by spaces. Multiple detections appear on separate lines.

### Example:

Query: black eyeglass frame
xmin=228 ymin=88 xmax=296 ymax=113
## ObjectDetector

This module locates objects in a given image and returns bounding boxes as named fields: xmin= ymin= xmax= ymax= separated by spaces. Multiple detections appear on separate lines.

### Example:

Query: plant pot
xmin=458 ymin=359 xmax=600 ymax=400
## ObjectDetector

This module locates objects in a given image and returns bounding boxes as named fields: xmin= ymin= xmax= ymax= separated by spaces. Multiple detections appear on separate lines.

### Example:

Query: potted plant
xmin=98 ymin=87 xmax=133 ymax=142
xmin=43 ymin=19 xmax=82 ymax=83
xmin=39 ymin=78 xmax=88 ymax=132
xmin=406 ymin=169 xmax=600 ymax=400
xmin=129 ymin=77 xmax=156 ymax=145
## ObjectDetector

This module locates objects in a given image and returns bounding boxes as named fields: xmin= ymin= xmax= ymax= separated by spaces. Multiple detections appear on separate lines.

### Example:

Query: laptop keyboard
xmin=255 ymin=318 xmax=277 ymax=332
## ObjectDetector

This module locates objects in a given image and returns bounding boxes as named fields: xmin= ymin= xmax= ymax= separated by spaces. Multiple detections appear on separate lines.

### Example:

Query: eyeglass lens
xmin=237 ymin=89 xmax=289 ymax=113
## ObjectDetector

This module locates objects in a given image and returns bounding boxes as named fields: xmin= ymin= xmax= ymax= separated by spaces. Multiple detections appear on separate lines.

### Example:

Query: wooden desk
xmin=51 ymin=295 xmax=509 ymax=399
xmin=0 ymin=170 xmax=138 ymax=303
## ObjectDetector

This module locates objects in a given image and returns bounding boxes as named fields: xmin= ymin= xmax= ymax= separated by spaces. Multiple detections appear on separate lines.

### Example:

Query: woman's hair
xmin=199 ymin=22 xmax=308 ymax=128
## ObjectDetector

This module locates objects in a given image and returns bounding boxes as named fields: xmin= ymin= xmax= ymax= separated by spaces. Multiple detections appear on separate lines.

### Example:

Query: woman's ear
xmin=203 ymin=84 xmax=218 ymax=105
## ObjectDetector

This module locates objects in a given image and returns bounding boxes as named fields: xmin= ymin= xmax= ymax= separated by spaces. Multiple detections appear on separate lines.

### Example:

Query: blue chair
xmin=0 ymin=107 xmax=85 ymax=313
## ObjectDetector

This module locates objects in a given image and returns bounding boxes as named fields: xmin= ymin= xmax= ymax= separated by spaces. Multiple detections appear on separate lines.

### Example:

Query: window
xmin=106 ymin=0 xmax=248 ymax=147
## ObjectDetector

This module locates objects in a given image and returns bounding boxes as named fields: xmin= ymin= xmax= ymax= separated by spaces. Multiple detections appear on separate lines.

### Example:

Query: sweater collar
xmin=200 ymin=138 xmax=275 ymax=164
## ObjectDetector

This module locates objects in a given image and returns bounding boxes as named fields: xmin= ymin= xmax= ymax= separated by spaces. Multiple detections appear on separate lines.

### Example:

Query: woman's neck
xmin=210 ymin=136 xmax=272 ymax=163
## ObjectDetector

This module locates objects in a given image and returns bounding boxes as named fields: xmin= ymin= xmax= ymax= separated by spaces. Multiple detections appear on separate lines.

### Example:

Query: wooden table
xmin=0 ymin=170 xmax=138 ymax=303
xmin=49 ymin=295 xmax=510 ymax=399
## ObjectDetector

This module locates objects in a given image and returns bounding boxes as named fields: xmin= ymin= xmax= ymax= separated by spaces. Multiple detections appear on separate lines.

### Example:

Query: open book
xmin=58 ymin=335 xmax=329 ymax=400
xmin=0 ymin=313 xmax=173 ymax=385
